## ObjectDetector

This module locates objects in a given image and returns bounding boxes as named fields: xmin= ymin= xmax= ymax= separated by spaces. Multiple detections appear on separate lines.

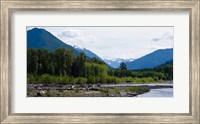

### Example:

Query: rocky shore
xmin=27 ymin=83 xmax=172 ymax=97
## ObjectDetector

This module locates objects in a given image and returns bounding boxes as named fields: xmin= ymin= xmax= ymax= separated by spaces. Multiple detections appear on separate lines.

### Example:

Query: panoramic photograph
xmin=27 ymin=26 xmax=173 ymax=97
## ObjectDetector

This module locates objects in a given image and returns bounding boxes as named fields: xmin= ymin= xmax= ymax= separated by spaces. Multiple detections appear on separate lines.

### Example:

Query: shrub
xmin=71 ymin=78 xmax=78 ymax=84
xmin=87 ymin=76 xmax=97 ymax=84
xmin=62 ymin=76 xmax=70 ymax=84
xmin=38 ymin=74 xmax=54 ymax=84
xmin=114 ymin=88 xmax=120 ymax=94
xmin=77 ymin=77 xmax=87 ymax=85
xmin=27 ymin=74 xmax=36 ymax=83
xmin=54 ymin=76 xmax=63 ymax=84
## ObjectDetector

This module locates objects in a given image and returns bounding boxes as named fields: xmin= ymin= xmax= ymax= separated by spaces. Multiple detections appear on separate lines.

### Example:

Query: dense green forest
xmin=27 ymin=48 xmax=173 ymax=84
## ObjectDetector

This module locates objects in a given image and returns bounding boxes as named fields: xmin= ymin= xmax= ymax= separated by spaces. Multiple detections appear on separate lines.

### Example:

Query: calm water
xmin=137 ymin=88 xmax=173 ymax=97
xmin=101 ymin=83 xmax=173 ymax=87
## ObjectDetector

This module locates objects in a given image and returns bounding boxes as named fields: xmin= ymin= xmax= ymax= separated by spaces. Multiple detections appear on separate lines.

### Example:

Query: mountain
xmin=27 ymin=28 xmax=172 ymax=70
xmin=74 ymin=46 xmax=102 ymax=60
xmin=157 ymin=59 xmax=173 ymax=67
xmin=104 ymin=58 xmax=135 ymax=68
xmin=27 ymin=28 xmax=79 ymax=55
xmin=74 ymin=46 xmax=114 ymax=68
xmin=125 ymin=48 xmax=173 ymax=70
xmin=27 ymin=28 xmax=106 ymax=63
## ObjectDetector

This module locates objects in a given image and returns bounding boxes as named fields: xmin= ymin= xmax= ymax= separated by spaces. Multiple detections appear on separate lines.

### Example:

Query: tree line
xmin=27 ymin=48 xmax=173 ymax=84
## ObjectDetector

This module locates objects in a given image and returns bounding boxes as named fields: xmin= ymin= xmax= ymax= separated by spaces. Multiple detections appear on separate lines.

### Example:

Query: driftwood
xmin=126 ymin=92 xmax=138 ymax=97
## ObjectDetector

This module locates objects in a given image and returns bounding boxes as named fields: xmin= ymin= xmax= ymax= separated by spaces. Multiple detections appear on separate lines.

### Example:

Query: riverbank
xmin=27 ymin=83 xmax=173 ymax=97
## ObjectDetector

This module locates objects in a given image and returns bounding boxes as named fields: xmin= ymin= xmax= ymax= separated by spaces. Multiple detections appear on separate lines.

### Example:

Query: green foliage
xmin=45 ymin=90 xmax=59 ymax=97
xmin=108 ymin=64 xmax=173 ymax=81
xmin=38 ymin=74 xmax=54 ymax=84
xmin=54 ymin=48 xmax=75 ymax=76
xmin=77 ymin=77 xmax=87 ymax=85
xmin=88 ymin=57 xmax=105 ymax=64
xmin=114 ymin=88 xmax=120 ymax=94
xmin=119 ymin=62 xmax=127 ymax=70
xmin=27 ymin=48 xmax=173 ymax=85
xmin=85 ymin=62 xmax=108 ymax=78
xmin=27 ymin=74 xmax=37 ymax=83
xmin=125 ymin=87 xmax=149 ymax=94
xmin=27 ymin=49 xmax=39 ymax=75
xmin=87 ymin=76 xmax=100 ymax=84
xmin=72 ymin=52 xmax=87 ymax=77
xmin=98 ymin=88 xmax=110 ymax=96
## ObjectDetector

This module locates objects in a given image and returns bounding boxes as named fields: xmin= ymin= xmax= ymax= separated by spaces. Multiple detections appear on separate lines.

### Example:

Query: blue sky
xmin=27 ymin=26 xmax=173 ymax=59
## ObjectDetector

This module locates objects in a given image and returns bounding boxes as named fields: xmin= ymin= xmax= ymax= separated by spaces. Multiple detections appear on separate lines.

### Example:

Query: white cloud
xmin=57 ymin=28 xmax=97 ymax=47
xmin=31 ymin=26 xmax=173 ymax=60
xmin=146 ymin=45 xmax=172 ymax=51
xmin=57 ymin=28 xmax=82 ymax=38
xmin=152 ymin=32 xmax=173 ymax=42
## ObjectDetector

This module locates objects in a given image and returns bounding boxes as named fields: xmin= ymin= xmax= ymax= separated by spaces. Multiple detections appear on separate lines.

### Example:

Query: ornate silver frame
xmin=0 ymin=0 xmax=199 ymax=123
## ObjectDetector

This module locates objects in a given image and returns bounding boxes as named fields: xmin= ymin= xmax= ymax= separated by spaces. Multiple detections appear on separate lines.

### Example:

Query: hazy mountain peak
xmin=73 ymin=45 xmax=85 ymax=50
xmin=104 ymin=58 xmax=135 ymax=68
xmin=73 ymin=46 xmax=102 ymax=60
xmin=125 ymin=48 xmax=173 ymax=70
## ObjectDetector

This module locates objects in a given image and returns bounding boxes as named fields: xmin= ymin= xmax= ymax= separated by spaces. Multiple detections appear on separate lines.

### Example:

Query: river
xmin=101 ymin=83 xmax=173 ymax=87
xmin=137 ymin=88 xmax=173 ymax=97
xmin=101 ymin=83 xmax=173 ymax=97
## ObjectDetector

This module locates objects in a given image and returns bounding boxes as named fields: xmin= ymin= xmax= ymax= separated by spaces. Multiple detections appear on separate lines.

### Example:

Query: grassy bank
xmin=28 ymin=74 xmax=168 ymax=85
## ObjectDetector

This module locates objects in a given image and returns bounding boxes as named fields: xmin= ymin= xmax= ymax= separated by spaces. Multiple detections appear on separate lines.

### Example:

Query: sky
xmin=27 ymin=26 xmax=173 ymax=60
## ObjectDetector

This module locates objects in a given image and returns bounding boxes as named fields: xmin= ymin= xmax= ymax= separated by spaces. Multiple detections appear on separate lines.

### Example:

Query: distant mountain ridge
xmin=104 ymin=58 xmax=135 ymax=68
xmin=125 ymin=48 xmax=173 ymax=70
xmin=74 ymin=46 xmax=102 ymax=60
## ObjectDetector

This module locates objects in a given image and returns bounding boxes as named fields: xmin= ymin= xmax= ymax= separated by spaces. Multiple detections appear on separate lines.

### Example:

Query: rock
xmin=79 ymin=87 xmax=86 ymax=90
xmin=120 ymin=92 xmax=127 ymax=97
xmin=37 ymin=90 xmax=46 ymax=96
xmin=126 ymin=92 xmax=138 ymax=97
xmin=71 ymin=85 xmax=75 ymax=89
xmin=109 ymin=94 xmax=115 ymax=97
xmin=65 ymin=85 xmax=73 ymax=90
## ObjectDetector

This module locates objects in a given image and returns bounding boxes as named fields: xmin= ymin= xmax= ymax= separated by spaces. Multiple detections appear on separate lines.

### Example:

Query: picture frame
xmin=0 ymin=0 xmax=199 ymax=123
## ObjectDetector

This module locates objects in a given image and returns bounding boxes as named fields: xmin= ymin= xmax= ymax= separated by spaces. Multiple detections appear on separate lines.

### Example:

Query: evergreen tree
xmin=27 ymin=49 xmax=39 ymax=75
xmin=119 ymin=62 xmax=127 ymax=70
